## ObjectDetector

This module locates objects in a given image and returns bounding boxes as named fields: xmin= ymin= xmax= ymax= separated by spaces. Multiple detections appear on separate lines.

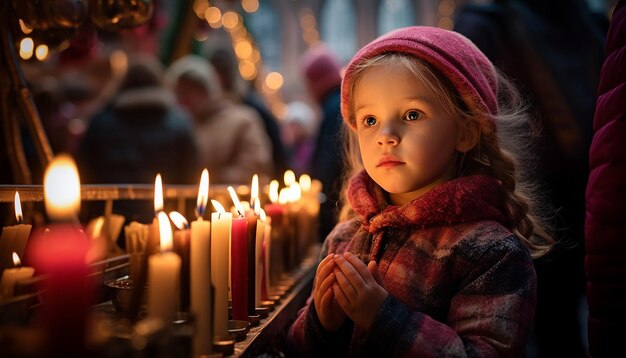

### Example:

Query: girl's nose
xmin=377 ymin=124 xmax=400 ymax=146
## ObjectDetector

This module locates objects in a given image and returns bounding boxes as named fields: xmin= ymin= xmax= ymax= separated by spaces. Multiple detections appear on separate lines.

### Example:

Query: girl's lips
xmin=377 ymin=155 xmax=405 ymax=168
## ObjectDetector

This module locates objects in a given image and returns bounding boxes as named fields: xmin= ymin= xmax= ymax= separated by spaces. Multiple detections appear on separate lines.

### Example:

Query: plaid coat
xmin=287 ymin=171 xmax=536 ymax=357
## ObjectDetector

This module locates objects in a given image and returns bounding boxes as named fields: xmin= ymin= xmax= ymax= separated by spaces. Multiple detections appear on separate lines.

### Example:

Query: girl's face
xmin=354 ymin=64 xmax=464 ymax=205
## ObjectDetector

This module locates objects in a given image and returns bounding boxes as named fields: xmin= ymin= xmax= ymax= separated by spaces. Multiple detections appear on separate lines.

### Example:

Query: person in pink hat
xmin=287 ymin=26 xmax=554 ymax=356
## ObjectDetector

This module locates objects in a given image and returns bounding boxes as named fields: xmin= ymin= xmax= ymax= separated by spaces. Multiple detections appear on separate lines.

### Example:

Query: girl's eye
xmin=363 ymin=116 xmax=377 ymax=127
xmin=404 ymin=110 xmax=422 ymax=121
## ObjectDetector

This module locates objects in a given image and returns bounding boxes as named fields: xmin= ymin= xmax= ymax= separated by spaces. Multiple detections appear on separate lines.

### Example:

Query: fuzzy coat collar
xmin=348 ymin=170 xmax=509 ymax=234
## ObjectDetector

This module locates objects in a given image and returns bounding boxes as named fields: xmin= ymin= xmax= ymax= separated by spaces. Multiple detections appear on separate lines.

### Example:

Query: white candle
xmin=191 ymin=169 xmax=213 ymax=355
xmin=146 ymin=212 xmax=181 ymax=326
xmin=0 ymin=252 xmax=34 ymax=300
xmin=210 ymin=200 xmax=232 ymax=338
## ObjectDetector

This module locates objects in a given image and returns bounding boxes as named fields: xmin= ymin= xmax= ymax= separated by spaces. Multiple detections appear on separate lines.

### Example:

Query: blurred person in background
xmin=281 ymin=100 xmax=318 ymax=176
xmin=455 ymin=1 xmax=606 ymax=356
xmin=76 ymin=54 xmax=199 ymax=223
xmin=206 ymin=46 xmax=288 ymax=178
xmin=300 ymin=44 xmax=344 ymax=242
xmin=165 ymin=54 xmax=273 ymax=184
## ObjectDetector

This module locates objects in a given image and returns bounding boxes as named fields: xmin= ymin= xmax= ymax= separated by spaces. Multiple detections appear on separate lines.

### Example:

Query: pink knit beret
xmin=341 ymin=26 xmax=498 ymax=135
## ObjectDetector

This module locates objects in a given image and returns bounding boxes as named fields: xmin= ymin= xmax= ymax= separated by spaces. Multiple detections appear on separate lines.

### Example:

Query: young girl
xmin=287 ymin=26 xmax=553 ymax=356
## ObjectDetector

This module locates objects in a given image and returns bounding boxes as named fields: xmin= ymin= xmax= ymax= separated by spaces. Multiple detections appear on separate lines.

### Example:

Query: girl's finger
xmin=320 ymin=284 xmax=335 ymax=310
xmin=334 ymin=254 xmax=367 ymax=290
xmin=333 ymin=268 xmax=357 ymax=304
xmin=315 ymin=254 xmax=335 ymax=291
xmin=343 ymin=252 xmax=374 ymax=283
xmin=318 ymin=272 xmax=336 ymax=295
xmin=368 ymin=261 xmax=385 ymax=288
xmin=332 ymin=283 xmax=350 ymax=311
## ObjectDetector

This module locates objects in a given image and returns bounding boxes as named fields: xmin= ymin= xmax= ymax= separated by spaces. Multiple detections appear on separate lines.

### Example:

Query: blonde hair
xmin=339 ymin=53 xmax=553 ymax=258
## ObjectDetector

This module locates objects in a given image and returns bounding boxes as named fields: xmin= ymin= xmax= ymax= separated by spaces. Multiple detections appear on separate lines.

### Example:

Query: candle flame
xmin=278 ymin=188 xmax=289 ymax=205
xmin=291 ymin=183 xmax=302 ymax=202
xmin=158 ymin=211 xmax=173 ymax=252
xmin=169 ymin=211 xmax=188 ymax=230
xmin=253 ymin=197 xmax=261 ymax=215
xmin=154 ymin=174 xmax=163 ymax=213
xmin=196 ymin=169 xmax=209 ymax=217
xmin=250 ymin=174 xmax=259 ymax=203
xmin=269 ymin=180 xmax=279 ymax=203
xmin=227 ymin=186 xmax=245 ymax=217
xmin=299 ymin=174 xmax=312 ymax=192
xmin=259 ymin=208 xmax=267 ymax=221
xmin=12 ymin=252 xmax=21 ymax=267
xmin=14 ymin=191 xmax=23 ymax=223
xmin=284 ymin=170 xmax=296 ymax=186
xmin=211 ymin=199 xmax=226 ymax=213
xmin=44 ymin=154 xmax=81 ymax=220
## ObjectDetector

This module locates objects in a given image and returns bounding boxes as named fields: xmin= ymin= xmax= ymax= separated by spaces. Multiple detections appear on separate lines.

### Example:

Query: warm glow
xmin=250 ymin=174 xmax=259 ymax=203
xmin=205 ymin=6 xmax=222 ymax=28
xmin=265 ymin=72 xmax=284 ymax=90
xmin=228 ymin=186 xmax=245 ymax=217
xmin=234 ymin=40 xmax=253 ymax=59
xmin=196 ymin=169 xmax=209 ymax=217
xmin=239 ymin=60 xmax=257 ymax=80
xmin=90 ymin=216 xmax=104 ymax=239
xmin=242 ymin=0 xmax=259 ymax=13
xmin=14 ymin=191 xmax=23 ymax=223
xmin=290 ymin=183 xmax=302 ymax=202
xmin=278 ymin=188 xmax=289 ymax=205
xmin=110 ymin=50 xmax=128 ymax=78
xmin=18 ymin=19 xmax=32 ymax=34
xmin=259 ymin=208 xmax=267 ymax=221
xmin=284 ymin=170 xmax=296 ymax=186
xmin=222 ymin=11 xmax=240 ymax=30
xmin=44 ymin=154 xmax=81 ymax=220
xmin=154 ymin=174 xmax=163 ymax=213
xmin=169 ymin=211 xmax=188 ymax=230
xmin=158 ymin=211 xmax=173 ymax=252
xmin=269 ymin=180 xmax=279 ymax=203
xmin=211 ymin=199 xmax=226 ymax=213
xmin=19 ymin=37 xmax=34 ymax=60
xmin=193 ymin=0 xmax=210 ymax=18
xmin=35 ymin=44 xmax=48 ymax=61
xmin=12 ymin=252 xmax=21 ymax=267
xmin=299 ymin=174 xmax=312 ymax=192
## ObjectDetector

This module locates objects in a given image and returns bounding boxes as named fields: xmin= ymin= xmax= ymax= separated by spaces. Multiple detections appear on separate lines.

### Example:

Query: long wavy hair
xmin=339 ymin=53 xmax=554 ymax=258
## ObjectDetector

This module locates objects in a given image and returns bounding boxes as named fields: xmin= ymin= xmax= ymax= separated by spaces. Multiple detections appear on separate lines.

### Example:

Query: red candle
xmin=31 ymin=227 xmax=93 ymax=356
xmin=245 ymin=209 xmax=258 ymax=315
xmin=230 ymin=216 xmax=248 ymax=321
xmin=32 ymin=154 xmax=94 ymax=356
xmin=228 ymin=186 xmax=248 ymax=321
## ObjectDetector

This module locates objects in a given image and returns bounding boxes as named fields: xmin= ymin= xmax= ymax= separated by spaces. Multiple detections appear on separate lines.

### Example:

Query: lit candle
xmin=260 ymin=210 xmax=271 ymax=301
xmin=210 ymin=199 xmax=232 ymax=338
xmin=246 ymin=176 xmax=260 ymax=315
xmin=146 ymin=211 xmax=181 ymax=326
xmin=129 ymin=174 xmax=164 ymax=320
xmin=30 ymin=154 xmax=93 ymax=356
xmin=0 ymin=252 xmax=34 ymax=300
xmin=264 ymin=180 xmax=285 ymax=286
xmin=299 ymin=174 xmax=321 ymax=247
xmin=228 ymin=186 xmax=248 ymax=321
xmin=169 ymin=211 xmax=190 ymax=312
xmin=0 ymin=192 xmax=32 ymax=273
xmin=190 ymin=169 xmax=213 ymax=356
xmin=252 ymin=198 xmax=264 ymax=308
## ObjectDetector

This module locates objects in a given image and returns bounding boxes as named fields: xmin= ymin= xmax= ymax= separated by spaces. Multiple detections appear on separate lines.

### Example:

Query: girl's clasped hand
xmin=314 ymin=252 xmax=388 ymax=332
